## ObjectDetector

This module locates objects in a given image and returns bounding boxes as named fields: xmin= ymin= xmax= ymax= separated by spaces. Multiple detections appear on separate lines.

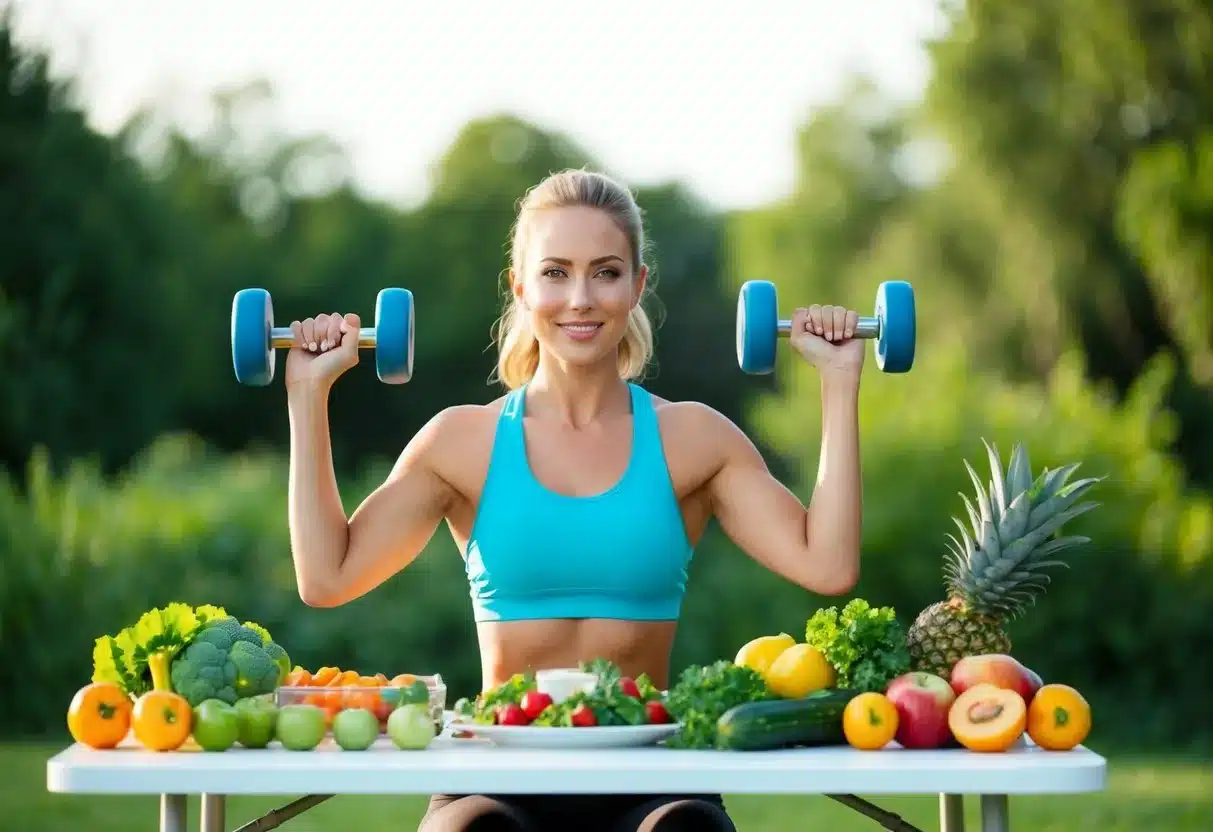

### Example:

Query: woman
xmin=285 ymin=169 xmax=865 ymax=831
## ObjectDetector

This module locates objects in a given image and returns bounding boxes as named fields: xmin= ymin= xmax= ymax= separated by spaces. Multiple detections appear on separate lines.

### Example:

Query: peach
xmin=948 ymin=684 xmax=1027 ymax=752
xmin=950 ymin=654 xmax=1038 ymax=702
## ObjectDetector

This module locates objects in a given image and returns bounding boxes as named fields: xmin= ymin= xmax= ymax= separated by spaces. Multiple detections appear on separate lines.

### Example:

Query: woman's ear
xmin=509 ymin=269 xmax=526 ymax=307
xmin=632 ymin=264 xmax=648 ymax=308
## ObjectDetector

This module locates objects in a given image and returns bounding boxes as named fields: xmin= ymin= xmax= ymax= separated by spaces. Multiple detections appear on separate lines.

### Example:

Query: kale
xmin=663 ymin=660 xmax=774 ymax=749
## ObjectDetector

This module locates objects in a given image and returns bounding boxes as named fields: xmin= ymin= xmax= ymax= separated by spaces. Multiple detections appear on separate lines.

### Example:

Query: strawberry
xmin=617 ymin=677 xmax=641 ymax=698
xmin=496 ymin=703 xmax=529 ymax=726
xmin=520 ymin=691 xmax=553 ymax=721
xmin=645 ymin=700 xmax=671 ymax=724
xmin=570 ymin=703 xmax=597 ymax=727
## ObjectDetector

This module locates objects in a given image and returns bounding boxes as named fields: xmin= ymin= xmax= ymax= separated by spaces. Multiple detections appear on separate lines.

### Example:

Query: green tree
xmin=0 ymin=17 xmax=181 ymax=477
xmin=923 ymin=0 xmax=1213 ymax=482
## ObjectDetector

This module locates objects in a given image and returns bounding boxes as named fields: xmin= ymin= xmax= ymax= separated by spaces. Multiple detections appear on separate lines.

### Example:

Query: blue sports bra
xmin=463 ymin=383 xmax=695 ymax=623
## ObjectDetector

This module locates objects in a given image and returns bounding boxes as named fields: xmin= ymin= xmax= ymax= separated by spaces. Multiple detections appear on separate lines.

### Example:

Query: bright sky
xmin=8 ymin=0 xmax=947 ymax=210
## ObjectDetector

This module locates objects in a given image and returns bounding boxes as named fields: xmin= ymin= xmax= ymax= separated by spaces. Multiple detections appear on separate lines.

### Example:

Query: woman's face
xmin=513 ymin=205 xmax=646 ymax=373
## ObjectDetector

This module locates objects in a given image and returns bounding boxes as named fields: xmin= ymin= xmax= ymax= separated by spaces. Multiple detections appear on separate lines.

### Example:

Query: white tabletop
xmin=47 ymin=734 xmax=1107 ymax=797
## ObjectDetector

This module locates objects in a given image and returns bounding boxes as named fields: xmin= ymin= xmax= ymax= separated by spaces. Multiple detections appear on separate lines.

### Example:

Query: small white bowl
xmin=535 ymin=668 xmax=599 ymax=704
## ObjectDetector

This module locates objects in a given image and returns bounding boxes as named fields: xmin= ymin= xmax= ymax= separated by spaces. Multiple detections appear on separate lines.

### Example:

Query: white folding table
xmin=46 ymin=732 xmax=1106 ymax=832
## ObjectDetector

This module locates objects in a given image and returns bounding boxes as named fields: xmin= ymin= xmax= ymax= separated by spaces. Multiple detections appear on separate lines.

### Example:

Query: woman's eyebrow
xmin=540 ymin=255 xmax=624 ymax=266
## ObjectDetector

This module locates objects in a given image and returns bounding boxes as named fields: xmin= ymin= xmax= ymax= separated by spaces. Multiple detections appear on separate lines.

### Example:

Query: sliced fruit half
xmin=948 ymin=683 xmax=1026 ymax=752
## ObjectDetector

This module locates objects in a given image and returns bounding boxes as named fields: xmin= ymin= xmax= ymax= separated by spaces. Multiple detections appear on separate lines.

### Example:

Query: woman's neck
xmin=527 ymin=356 xmax=631 ymax=428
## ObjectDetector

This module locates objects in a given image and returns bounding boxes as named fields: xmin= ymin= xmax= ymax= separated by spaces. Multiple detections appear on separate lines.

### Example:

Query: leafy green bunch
xmin=804 ymin=598 xmax=911 ymax=692
xmin=91 ymin=602 xmax=289 ymax=704
xmin=663 ymin=660 xmax=773 ymax=749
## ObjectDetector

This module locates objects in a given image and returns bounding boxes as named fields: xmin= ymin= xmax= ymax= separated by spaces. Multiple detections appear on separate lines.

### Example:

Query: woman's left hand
xmin=789 ymin=305 xmax=866 ymax=380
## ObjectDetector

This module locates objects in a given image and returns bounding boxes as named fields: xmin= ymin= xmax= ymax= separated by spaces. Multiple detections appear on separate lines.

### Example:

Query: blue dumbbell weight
xmin=231 ymin=287 xmax=415 ymax=386
xmin=736 ymin=279 xmax=915 ymax=375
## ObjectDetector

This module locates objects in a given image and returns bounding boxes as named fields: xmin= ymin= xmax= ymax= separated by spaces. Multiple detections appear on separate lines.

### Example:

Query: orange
xmin=842 ymin=692 xmax=899 ymax=750
xmin=67 ymin=682 xmax=133 ymax=750
xmin=131 ymin=690 xmax=192 ymax=751
xmin=1027 ymin=684 xmax=1091 ymax=751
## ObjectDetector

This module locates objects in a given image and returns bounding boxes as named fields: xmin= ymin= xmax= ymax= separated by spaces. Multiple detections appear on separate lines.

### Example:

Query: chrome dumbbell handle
xmin=776 ymin=317 xmax=881 ymax=339
xmin=268 ymin=327 xmax=380 ymax=349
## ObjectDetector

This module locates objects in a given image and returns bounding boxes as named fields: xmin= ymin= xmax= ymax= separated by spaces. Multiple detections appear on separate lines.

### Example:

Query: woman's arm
xmin=705 ymin=374 xmax=862 ymax=595
xmin=706 ymin=303 xmax=865 ymax=595
xmin=286 ymin=381 xmax=458 ymax=608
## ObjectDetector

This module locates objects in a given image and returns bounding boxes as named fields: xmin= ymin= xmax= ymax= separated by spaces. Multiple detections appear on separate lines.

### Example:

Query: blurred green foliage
xmin=2 ymin=2 xmax=1211 ymax=751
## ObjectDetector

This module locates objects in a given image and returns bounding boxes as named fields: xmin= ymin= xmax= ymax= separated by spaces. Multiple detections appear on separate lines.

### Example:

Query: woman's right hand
xmin=285 ymin=312 xmax=362 ymax=389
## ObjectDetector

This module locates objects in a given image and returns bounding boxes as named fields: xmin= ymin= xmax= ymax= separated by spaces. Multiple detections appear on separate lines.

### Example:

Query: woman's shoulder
xmin=405 ymin=397 xmax=508 ymax=458
xmin=399 ymin=398 xmax=509 ymax=493
xmin=424 ymin=397 xmax=509 ymax=438
xmin=644 ymin=390 xmax=748 ymax=447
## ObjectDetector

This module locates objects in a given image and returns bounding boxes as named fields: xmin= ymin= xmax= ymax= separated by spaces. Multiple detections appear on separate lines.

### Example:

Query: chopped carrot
xmin=311 ymin=667 xmax=340 ymax=686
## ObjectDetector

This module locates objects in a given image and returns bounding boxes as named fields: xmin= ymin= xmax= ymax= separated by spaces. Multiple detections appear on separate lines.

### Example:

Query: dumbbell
xmin=736 ymin=279 xmax=916 ymax=375
xmin=230 ymin=287 xmax=415 ymax=386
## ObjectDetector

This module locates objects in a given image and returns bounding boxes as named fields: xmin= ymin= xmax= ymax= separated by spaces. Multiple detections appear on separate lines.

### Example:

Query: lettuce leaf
xmin=804 ymin=598 xmax=911 ymax=692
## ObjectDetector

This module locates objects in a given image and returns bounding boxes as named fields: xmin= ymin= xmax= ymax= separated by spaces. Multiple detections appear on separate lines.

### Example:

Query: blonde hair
xmin=492 ymin=169 xmax=656 ymax=389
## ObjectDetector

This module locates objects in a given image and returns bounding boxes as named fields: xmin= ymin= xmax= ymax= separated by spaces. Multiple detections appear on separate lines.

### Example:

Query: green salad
xmin=452 ymin=659 xmax=672 ymax=728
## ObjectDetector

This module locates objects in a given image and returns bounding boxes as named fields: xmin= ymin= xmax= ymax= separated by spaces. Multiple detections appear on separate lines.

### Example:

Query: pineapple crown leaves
xmin=944 ymin=440 xmax=1107 ymax=619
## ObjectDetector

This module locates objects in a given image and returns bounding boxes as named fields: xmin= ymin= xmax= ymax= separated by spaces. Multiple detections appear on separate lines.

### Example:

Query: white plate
xmin=451 ymin=722 xmax=681 ymax=749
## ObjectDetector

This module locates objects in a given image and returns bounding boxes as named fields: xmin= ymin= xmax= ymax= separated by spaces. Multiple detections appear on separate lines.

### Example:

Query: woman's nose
xmin=568 ymin=276 xmax=593 ymax=309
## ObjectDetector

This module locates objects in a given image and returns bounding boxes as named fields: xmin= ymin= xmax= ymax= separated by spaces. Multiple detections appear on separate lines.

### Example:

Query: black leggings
xmin=419 ymin=793 xmax=736 ymax=832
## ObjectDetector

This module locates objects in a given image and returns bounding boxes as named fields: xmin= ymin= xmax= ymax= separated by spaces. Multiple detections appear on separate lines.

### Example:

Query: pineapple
xmin=906 ymin=440 xmax=1103 ymax=679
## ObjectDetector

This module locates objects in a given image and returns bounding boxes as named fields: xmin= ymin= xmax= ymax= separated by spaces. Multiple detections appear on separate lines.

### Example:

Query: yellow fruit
xmin=765 ymin=644 xmax=836 ymax=698
xmin=734 ymin=633 xmax=796 ymax=677
xmin=843 ymin=692 xmax=899 ymax=750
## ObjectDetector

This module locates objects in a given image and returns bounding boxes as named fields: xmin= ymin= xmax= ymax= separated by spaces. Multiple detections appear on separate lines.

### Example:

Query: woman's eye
xmin=542 ymin=268 xmax=566 ymax=279
xmin=597 ymin=268 xmax=620 ymax=279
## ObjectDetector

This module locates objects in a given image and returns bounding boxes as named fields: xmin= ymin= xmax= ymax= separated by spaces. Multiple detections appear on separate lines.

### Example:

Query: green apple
xmin=192 ymin=699 xmax=239 ymax=752
xmin=387 ymin=703 xmax=436 ymax=750
xmin=275 ymin=704 xmax=327 ymax=751
xmin=234 ymin=696 xmax=279 ymax=749
xmin=332 ymin=707 xmax=379 ymax=751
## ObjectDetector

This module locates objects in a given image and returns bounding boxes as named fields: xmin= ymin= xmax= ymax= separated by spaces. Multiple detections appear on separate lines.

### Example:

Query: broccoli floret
xmin=230 ymin=640 xmax=281 ymax=697
xmin=262 ymin=641 xmax=291 ymax=685
xmin=193 ymin=616 xmax=265 ymax=651
xmin=168 ymin=616 xmax=283 ymax=705
xmin=170 ymin=640 xmax=239 ymax=706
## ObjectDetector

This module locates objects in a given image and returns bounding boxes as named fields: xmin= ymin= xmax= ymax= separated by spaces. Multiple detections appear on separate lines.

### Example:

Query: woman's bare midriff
xmin=476 ymin=618 xmax=680 ymax=692
xmin=436 ymin=396 xmax=716 ymax=695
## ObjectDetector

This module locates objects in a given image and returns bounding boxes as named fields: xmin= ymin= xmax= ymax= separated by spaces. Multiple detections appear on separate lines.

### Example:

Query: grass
xmin=11 ymin=742 xmax=1212 ymax=831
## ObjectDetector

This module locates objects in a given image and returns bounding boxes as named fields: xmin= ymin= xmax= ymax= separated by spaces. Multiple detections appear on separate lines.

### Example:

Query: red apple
xmin=951 ymin=654 xmax=1038 ymax=702
xmin=885 ymin=671 xmax=957 ymax=749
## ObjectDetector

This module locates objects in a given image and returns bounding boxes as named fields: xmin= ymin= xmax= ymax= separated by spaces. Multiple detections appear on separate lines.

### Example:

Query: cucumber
xmin=714 ymin=688 xmax=860 ymax=751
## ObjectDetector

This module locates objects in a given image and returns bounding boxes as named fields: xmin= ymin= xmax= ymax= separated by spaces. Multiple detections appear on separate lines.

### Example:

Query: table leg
xmin=939 ymin=794 xmax=964 ymax=832
xmin=980 ymin=795 xmax=1009 ymax=832
xmin=160 ymin=794 xmax=187 ymax=832
xmin=201 ymin=794 xmax=226 ymax=832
